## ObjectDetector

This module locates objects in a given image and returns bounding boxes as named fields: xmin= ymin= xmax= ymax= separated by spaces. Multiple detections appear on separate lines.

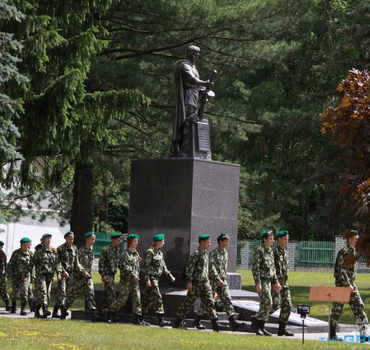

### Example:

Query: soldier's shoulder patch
xmin=102 ymin=245 xmax=110 ymax=251
xmin=57 ymin=244 xmax=64 ymax=249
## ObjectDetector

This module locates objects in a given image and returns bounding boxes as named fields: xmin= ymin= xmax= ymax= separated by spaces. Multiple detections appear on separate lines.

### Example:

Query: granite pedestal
xmin=128 ymin=158 xmax=240 ymax=286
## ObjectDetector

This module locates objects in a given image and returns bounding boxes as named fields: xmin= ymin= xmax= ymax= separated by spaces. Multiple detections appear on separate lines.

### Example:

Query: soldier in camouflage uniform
xmin=29 ymin=233 xmax=60 ymax=318
xmin=8 ymin=237 xmax=33 ymax=315
xmin=98 ymin=232 xmax=122 ymax=313
xmin=173 ymin=234 xmax=227 ymax=332
xmin=269 ymin=230 xmax=294 ymax=336
xmin=53 ymin=231 xmax=86 ymax=318
xmin=329 ymin=230 xmax=368 ymax=341
xmin=61 ymin=231 xmax=101 ymax=321
xmin=108 ymin=234 xmax=145 ymax=325
xmin=0 ymin=241 xmax=10 ymax=311
xmin=196 ymin=232 xmax=244 ymax=331
xmin=141 ymin=233 xmax=175 ymax=327
xmin=251 ymin=229 xmax=281 ymax=336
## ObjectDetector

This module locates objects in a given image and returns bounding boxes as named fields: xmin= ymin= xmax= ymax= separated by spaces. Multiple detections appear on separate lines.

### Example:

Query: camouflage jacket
xmin=120 ymin=249 xmax=140 ymax=280
xmin=56 ymin=243 xmax=86 ymax=278
xmin=273 ymin=245 xmax=289 ymax=288
xmin=334 ymin=243 xmax=357 ymax=287
xmin=184 ymin=247 xmax=216 ymax=285
xmin=252 ymin=245 xmax=278 ymax=285
xmin=98 ymin=244 xmax=121 ymax=277
xmin=0 ymin=252 xmax=6 ymax=276
xmin=74 ymin=246 xmax=94 ymax=279
xmin=29 ymin=244 xmax=60 ymax=276
xmin=209 ymin=246 xmax=228 ymax=283
xmin=143 ymin=247 xmax=173 ymax=282
xmin=7 ymin=248 xmax=32 ymax=278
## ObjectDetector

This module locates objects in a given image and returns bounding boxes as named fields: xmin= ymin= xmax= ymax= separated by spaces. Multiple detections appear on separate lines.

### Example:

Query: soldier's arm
xmin=184 ymin=251 xmax=199 ymax=285
xmin=338 ymin=252 xmax=351 ymax=286
xmin=143 ymin=250 xmax=153 ymax=282
xmin=208 ymin=250 xmax=220 ymax=282
xmin=251 ymin=249 xmax=262 ymax=285
xmin=98 ymin=248 xmax=107 ymax=277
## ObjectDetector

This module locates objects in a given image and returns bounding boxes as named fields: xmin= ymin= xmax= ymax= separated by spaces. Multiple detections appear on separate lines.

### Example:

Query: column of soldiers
xmin=0 ymin=228 xmax=368 ymax=340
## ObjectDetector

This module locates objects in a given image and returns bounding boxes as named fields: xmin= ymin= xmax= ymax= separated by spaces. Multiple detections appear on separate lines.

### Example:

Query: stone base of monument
xmin=69 ymin=285 xmax=358 ymax=334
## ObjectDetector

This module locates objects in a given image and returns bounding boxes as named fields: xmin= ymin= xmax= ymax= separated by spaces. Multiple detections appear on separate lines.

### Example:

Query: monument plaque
xmin=197 ymin=120 xmax=211 ymax=152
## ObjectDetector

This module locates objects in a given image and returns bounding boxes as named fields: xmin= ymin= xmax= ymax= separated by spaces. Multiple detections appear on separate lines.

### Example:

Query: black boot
xmin=251 ymin=316 xmax=263 ymax=336
xmin=194 ymin=314 xmax=206 ymax=330
xmin=89 ymin=309 xmax=103 ymax=322
xmin=52 ymin=305 xmax=61 ymax=318
xmin=60 ymin=305 xmax=68 ymax=320
xmin=260 ymin=321 xmax=273 ymax=336
xmin=34 ymin=304 xmax=41 ymax=318
xmin=20 ymin=302 xmax=28 ymax=316
xmin=10 ymin=301 xmax=16 ymax=313
xmin=108 ymin=308 xmax=118 ymax=323
xmin=211 ymin=318 xmax=228 ymax=332
xmin=4 ymin=300 xmax=10 ymax=312
xmin=139 ymin=314 xmax=150 ymax=326
xmin=228 ymin=315 xmax=244 ymax=332
xmin=29 ymin=298 xmax=34 ymax=312
xmin=42 ymin=304 xmax=50 ymax=318
xmin=158 ymin=314 xmax=171 ymax=327
xmin=172 ymin=316 xmax=185 ymax=329
xmin=133 ymin=314 xmax=143 ymax=325
xmin=278 ymin=322 xmax=294 ymax=336
xmin=329 ymin=325 xmax=341 ymax=341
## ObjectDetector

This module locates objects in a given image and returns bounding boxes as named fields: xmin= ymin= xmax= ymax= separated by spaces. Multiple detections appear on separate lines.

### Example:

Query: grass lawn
xmin=0 ymin=270 xmax=369 ymax=349
xmin=0 ymin=318 xmax=366 ymax=350
xmin=238 ymin=269 xmax=370 ymax=325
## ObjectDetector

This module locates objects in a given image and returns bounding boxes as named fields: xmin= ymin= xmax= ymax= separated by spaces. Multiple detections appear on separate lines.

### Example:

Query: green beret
xmin=350 ymin=230 xmax=358 ymax=234
xmin=153 ymin=234 xmax=165 ymax=242
xmin=260 ymin=229 xmax=274 ymax=240
xmin=217 ymin=232 xmax=230 ymax=242
xmin=0 ymin=241 xmax=4 ymax=246
xmin=276 ymin=230 xmax=289 ymax=238
xmin=111 ymin=233 xmax=122 ymax=239
xmin=64 ymin=231 xmax=74 ymax=238
xmin=20 ymin=237 xmax=31 ymax=244
xmin=41 ymin=233 xmax=52 ymax=240
xmin=84 ymin=231 xmax=94 ymax=239
xmin=199 ymin=234 xmax=211 ymax=240
xmin=127 ymin=234 xmax=139 ymax=240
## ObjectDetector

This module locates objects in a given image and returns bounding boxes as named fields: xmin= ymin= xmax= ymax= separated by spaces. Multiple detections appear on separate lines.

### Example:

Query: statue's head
xmin=187 ymin=45 xmax=201 ymax=63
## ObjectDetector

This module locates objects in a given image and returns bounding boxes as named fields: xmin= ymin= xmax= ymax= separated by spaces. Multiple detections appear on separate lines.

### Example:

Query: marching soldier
xmin=141 ymin=234 xmax=175 ymax=327
xmin=329 ymin=230 xmax=368 ymax=341
xmin=173 ymin=234 xmax=227 ymax=332
xmin=29 ymin=233 xmax=60 ymax=318
xmin=8 ymin=237 xmax=33 ymax=315
xmin=98 ymin=232 xmax=122 ymax=313
xmin=269 ymin=230 xmax=294 ymax=336
xmin=0 ymin=241 xmax=10 ymax=311
xmin=196 ymin=232 xmax=244 ymax=331
xmin=108 ymin=234 xmax=145 ymax=325
xmin=61 ymin=231 xmax=101 ymax=321
xmin=53 ymin=231 xmax=86 ymax=318
xmin=251 ymin=229 xmax=281 ymax=336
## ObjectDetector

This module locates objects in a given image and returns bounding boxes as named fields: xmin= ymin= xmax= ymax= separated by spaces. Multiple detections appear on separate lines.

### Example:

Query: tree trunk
xmin=70 ymin=161 xmax=93 ymax=247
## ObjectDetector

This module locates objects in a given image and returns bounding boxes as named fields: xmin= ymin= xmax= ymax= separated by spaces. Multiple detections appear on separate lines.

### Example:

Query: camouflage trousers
xmin=330 ymin=285 xmax=368 ymax=328
xmin=11 ymin=276 xmax=30 ymax=304
xmin=0 ymin=275 xmax=9 ymax=302
xmin=99 ymin=274 xmax=116 ymax=310
xmin=255 ymin=280 xmax=280 ymax=322
xmin=141 ymin=277 xmax=164 ymax=315
xmin=34 ymin=273 xmax=53 ymax=306
xmin=197 ymin=281 xmax=235 ymax=317
xmin=270 ymin=287 xmax=291 ymax=323
xmin=110 ymin=277 xmax=141 ymax=314
xmin=65 ymin=277 xmax=97 ymax=310
xmin=54 ymin=276 xmax=71 ymax=307
xmin=177 ymin=280 xmax=217 ymax=320
xmin=28 ymin=283 xmax=34 ymax=300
